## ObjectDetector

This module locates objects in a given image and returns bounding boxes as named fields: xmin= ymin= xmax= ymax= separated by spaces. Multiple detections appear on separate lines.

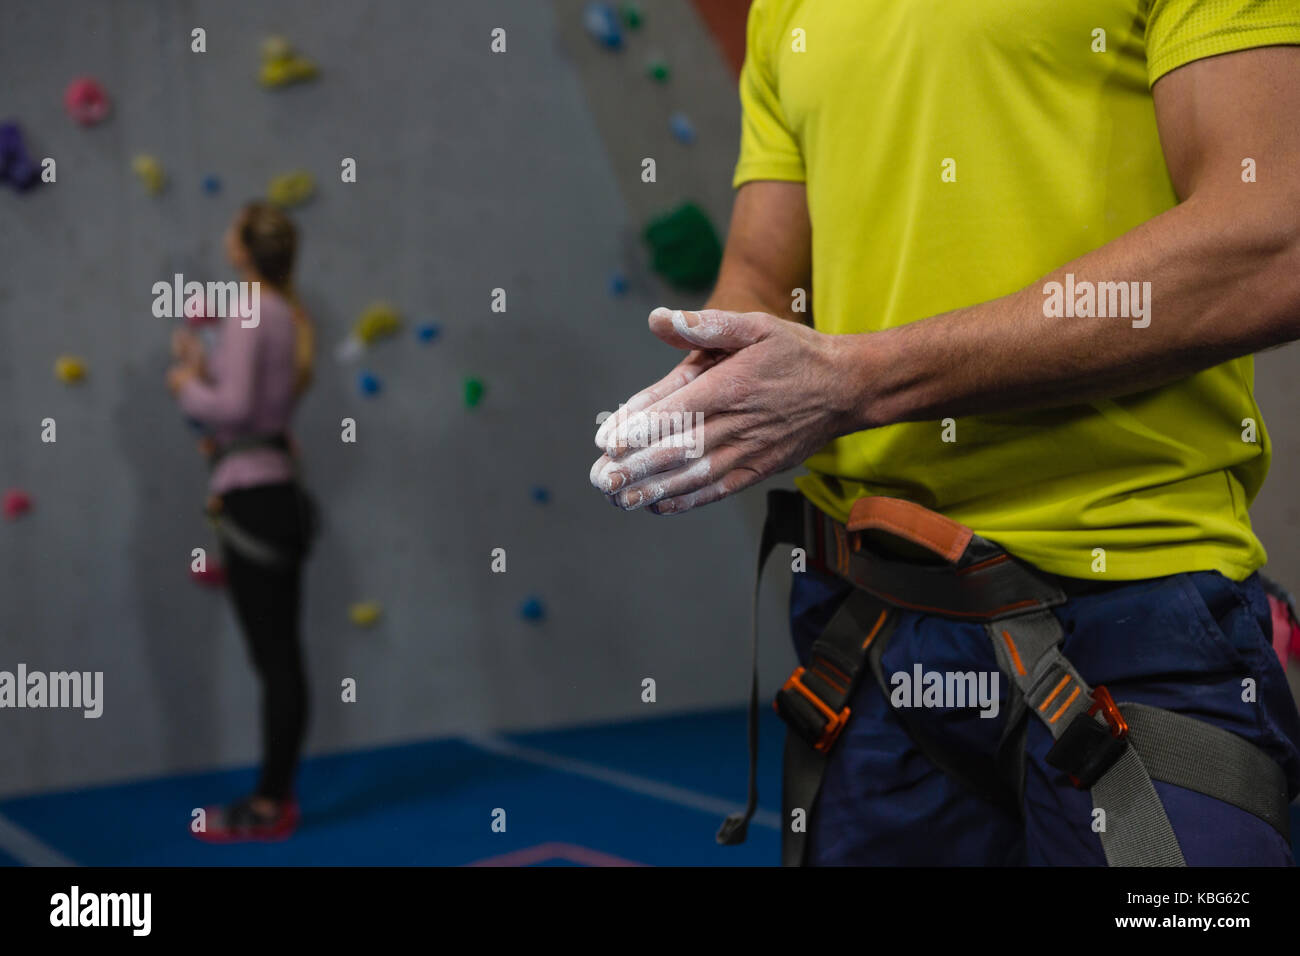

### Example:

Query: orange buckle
xmin=776 ymin=666 xmax=851 ymax=753
xmin=1087 ymin=685 xmax=1128 ymax=739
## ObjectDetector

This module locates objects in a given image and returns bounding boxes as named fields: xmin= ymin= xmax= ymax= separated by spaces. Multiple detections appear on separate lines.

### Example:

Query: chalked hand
xmin=591 ymin=308 xmax=869 ymax=515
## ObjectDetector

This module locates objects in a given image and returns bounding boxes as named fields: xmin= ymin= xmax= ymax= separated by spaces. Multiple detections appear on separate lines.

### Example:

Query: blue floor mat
xmin=0 ymin=707 xmax=785 ymax=866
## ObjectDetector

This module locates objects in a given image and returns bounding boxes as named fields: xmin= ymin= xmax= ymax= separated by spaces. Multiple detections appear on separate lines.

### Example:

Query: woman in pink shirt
xmin=167 ymin=202 xmax=315 ymax=842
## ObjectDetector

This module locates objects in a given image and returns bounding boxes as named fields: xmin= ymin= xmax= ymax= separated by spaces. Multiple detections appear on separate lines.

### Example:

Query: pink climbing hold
xmin=64 ymin=77 xmax=111 ymax=126
xmin=3 ymin=488 xmax=32 ymax=520
xmin=1267 ymin=591 xmax=1297 ymax=669
xmin=184 ymin=291 xmax=218 ymax=328
xmin=191 ymin=564 xmax=227 ymax=588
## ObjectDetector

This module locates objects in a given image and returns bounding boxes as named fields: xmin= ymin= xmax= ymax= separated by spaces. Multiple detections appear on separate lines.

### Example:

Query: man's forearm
xmin=847 ymin=194 xmax=1300 ymax=430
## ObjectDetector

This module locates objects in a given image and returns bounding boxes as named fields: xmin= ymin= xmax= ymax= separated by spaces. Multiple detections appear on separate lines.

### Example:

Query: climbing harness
xmin=204 ymin=433 xmax=317 ymax=569
xmin=717 ymin=490 xmax=1292 ymax=866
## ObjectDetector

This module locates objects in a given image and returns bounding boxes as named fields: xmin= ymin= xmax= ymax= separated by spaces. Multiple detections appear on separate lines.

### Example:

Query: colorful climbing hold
xmin=416 ymin=323 xmax=441 ymax=343
xmin=519 ymin=597 xmax=546 ymax=622
xmin=643 ymin=202 xmax=723 ymax=291
xmin=132 ymin=154 xmax=165 ymax=195
xmin=0 ymin=123 xmax=41 ymax=191
xmin=353 ymin=302 xmax=402 ymax=345
xmin=669 ymin=112 xmax=696 ymax=145
xmin=583 ymin=3 xmax=622 ymax=49
xmin=531 ymin=486 xmax=550 ymax=505
xmin=463 ymin=376 xmax=485 ymax=408
xmin=268 ymin=169 xmax=314 ymax=207
xmin=259 ymin=36 xmax=319 ymax=88
xmin=54 ymin=356 xmax=87 ymax=384
xmin=191 ymin=564 xmax=227 ymax=588
xmin=621 ymin=3 xmax=644 ymax=30
xmin=608 ymin=271 xmax=629 ymax=296
xmin=201 ymin=174 xmax=221 ymax=195
xmin=349 ymin=601 xmax=383 ymax=627
xmin=64 ymin=77 xmax=110 ymax=126
xmin=358 ymin=371 xmax=382 ymax=396
xmin=2 ymin=489 xmax=32 ymax=521
xmin=646 ymin=59 xmax=670 ymax=83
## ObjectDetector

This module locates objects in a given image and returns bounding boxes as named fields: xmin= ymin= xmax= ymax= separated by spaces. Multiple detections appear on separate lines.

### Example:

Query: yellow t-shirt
xmin=734 ymin=0 xmax=1300 ymax=581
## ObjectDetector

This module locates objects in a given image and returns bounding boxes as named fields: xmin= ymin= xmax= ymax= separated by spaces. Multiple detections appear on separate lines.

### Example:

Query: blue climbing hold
xmin=608 ymin=271 xmax=629 ymax=296
xmin=201 ymin=174 xmax=221 ymax=195
xmin=531 ymin=485 xmax=550 ymax=504
xmin=583 ymin=2 xmax=622 ymax=50
xmin=670 ymin=112 xmax=695 ymax=145
xmin=520 ymin=597 xmax=546 ymax=622
xmin=416 ymin=323 xmax=441 ymax=343
xmin=358 ymin=370 xmax=381 ymax=396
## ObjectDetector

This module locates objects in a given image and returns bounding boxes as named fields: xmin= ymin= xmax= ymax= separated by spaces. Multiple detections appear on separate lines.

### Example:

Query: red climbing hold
xmin=191 ymin=564 xmax=227 ymax=587
xmin=64 ymin=77 xmax=111 ymax=126
xmin=3 ymin=489 xmax=32 ymax=520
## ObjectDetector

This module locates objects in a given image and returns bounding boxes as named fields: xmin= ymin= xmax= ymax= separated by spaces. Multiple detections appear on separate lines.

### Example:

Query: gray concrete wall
xmin=0 ymin=0 xmax=794 ymax=799
xmin=3 ymin=0 xmax=1296 ymax=800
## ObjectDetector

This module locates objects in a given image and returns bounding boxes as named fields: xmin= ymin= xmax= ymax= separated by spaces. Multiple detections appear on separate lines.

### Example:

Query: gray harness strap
xmin=990 ymin=610 xmax=1185 ymax=867
xmin=208 ymin=511 xmax=297 ymax=569
xmin=1123 ymin=702 xmax=1291 ymax=838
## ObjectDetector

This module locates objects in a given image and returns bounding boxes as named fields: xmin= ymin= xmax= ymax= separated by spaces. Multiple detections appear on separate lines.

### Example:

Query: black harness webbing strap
xmin=715 ymin=492 xmax=793 ymax=846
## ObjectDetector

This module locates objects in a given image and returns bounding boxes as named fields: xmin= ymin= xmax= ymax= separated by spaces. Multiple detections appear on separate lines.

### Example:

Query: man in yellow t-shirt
xmin=591 ymin=1 xmax=1300 ymax=864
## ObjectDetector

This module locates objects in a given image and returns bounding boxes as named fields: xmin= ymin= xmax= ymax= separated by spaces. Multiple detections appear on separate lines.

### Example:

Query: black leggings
xmin=219 ymin=482 xmax=310 ymax=802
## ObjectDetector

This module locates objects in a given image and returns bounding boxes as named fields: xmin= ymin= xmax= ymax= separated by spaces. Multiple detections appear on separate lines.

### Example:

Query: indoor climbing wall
xmin=0 ymin=0 xmax=797 ymax=798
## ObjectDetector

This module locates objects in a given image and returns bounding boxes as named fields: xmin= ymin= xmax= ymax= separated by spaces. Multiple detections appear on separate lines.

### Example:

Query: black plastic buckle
xmin=773 ymin=667 xmax=850 ymax=754
xmin=1045 ymin=685 xmax=1129 ymax=789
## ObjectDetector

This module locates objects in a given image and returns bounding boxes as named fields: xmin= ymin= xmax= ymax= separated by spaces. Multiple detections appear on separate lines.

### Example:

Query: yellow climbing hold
xmin=349 ymin=601 xmax=382 ymax=627
xmin=259 ymin=35 xmax=318 ymax=88
xmin=54 ymin=356 xmax=87 ymax=384
xmin=268 ymin=170 xmax=314 ymax=207
xmin=131 ymin=154 xmax=164 ymax=195
xmin=353 ymin=302 xmax=402 ymax=345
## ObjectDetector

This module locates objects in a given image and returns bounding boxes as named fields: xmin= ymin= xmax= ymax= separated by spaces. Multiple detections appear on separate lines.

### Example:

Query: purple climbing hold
xmin=0 ymin=122 xmax=41 ymax=191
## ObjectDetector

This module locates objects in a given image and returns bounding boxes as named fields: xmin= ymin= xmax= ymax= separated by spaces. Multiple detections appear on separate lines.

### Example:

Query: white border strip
xmin=463 ymin=733 xmax=780 ymax=831
xmin=0 ymin=811 xmax=77 ymax=867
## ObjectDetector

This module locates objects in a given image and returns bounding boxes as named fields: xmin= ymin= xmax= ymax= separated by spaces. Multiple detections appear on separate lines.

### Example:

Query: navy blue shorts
xmin=789 ymin=567 xmax=1300 ymax=865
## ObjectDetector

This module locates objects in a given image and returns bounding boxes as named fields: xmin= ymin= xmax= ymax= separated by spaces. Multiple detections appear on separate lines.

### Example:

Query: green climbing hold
xmin=647 ymin=59 xmax=670 ymax=83
xmin=464 ymin=376 xmax=485 ymax=408
xmin=621 ymin=3 xmax=643 ymax=30
xmin=642 ymin=202 xmax=722 ymax=291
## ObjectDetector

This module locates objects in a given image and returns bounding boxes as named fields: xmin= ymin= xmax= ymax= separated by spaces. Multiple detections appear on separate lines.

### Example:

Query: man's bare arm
xmin=704 ymin=180 xmax=812 ymax=321
xmin=853 ymin=45 xmax=1300 ymax=428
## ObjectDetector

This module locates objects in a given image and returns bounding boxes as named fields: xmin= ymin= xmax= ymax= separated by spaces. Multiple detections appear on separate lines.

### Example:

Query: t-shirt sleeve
xmin=1145 ymin=0 xmax=1300 ymax=88
xmin=733 ymin=0 xmax=806 ymax=188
